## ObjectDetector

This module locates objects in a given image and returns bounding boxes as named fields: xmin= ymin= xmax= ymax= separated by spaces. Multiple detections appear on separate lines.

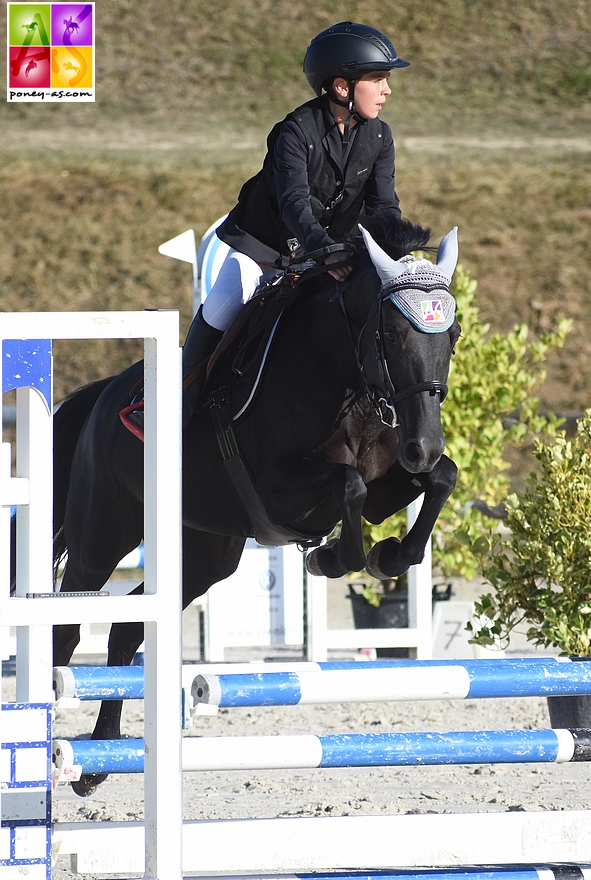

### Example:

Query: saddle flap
xmin=204 ymin=280 xmax=296 ymax=417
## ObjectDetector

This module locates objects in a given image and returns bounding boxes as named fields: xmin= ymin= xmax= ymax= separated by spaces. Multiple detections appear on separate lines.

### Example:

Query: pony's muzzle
xmin=400 ymin=434 xmax=445 ymax=473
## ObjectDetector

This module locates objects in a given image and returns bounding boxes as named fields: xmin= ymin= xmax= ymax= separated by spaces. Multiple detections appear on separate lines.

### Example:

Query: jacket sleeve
xmin=363 ymin=122 xmax=402 ymax=219
xmin=272 ymin=119 xmax=336 ymax=253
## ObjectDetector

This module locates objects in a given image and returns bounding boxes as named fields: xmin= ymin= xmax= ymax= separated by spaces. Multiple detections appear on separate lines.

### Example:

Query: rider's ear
xmin=331 ymin=77 xmax=350 ymax=99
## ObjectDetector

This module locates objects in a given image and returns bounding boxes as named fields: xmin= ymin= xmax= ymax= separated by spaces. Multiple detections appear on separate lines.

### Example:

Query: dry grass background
xmin=0 ymin=0 xmax=590 ymax=407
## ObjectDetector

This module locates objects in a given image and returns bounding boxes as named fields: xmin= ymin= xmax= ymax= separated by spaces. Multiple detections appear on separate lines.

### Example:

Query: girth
xmin=209 ymin=389 xmax=325 ymax=549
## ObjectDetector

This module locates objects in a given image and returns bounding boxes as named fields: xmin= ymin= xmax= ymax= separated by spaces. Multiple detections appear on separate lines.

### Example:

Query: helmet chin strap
xmin=329 ymin=80 xmax=361 ymax=146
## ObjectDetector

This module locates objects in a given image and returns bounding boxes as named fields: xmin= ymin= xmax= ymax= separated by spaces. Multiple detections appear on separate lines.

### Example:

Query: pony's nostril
xmin=402 ymin=436 xmax=445 ymax=472
xmin=403 ymin=440 xmax=426 ymax=466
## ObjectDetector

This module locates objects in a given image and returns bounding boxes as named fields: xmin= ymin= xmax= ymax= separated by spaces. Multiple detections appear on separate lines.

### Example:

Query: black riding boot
xmin=181 ymin=307 xmax=224 ymax=427
xmin=126 ymin=307 xmax=223 ymax=435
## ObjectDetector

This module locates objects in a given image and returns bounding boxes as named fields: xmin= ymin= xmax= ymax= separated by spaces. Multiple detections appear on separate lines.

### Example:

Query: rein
xmin=284 ymin=242 xmax=356 ymax=289
xmin=337 ymin=286 xmax=449 ymax=429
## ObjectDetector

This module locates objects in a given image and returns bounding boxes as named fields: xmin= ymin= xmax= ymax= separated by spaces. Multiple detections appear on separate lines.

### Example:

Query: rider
xmin=131 ymin=22 xmax=409 ymax=431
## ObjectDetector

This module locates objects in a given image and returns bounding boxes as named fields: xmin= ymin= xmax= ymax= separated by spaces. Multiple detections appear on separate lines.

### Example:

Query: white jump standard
xmin=1 ymin=311 xmax=182 ymax=880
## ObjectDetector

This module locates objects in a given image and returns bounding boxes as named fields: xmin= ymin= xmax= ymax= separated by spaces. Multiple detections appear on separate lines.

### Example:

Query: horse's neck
xmin=341 ymin=264 xmax=380 ymax=330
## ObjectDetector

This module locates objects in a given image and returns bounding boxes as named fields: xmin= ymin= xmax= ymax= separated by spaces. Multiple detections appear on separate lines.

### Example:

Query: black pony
xmin=50 ymin=215 xmax=460 ymax=795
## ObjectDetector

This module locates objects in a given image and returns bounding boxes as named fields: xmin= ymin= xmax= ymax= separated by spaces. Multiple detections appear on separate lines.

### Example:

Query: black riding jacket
xmin=217 ymin=95 xmax=401 ymax=266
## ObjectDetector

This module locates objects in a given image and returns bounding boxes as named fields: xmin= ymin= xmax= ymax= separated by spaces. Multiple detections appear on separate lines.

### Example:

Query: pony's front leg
xmin=303 ymin=464 xmax=368 ymax=578
xmin=364 ymin=455 xmax=457 ymax=579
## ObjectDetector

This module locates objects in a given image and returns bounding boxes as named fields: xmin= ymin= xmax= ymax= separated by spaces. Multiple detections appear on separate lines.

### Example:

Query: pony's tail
xmin=52 ymin=377 xmax=115 ymax=584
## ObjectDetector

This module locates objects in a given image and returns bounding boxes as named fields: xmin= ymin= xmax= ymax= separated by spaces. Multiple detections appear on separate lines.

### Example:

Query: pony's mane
xmin=349 ymin=212 xmax=432 ymax=261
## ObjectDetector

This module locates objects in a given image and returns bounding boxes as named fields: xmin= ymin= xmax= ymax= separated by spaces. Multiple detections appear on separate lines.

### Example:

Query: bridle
xmin=338 ymin=283 xmax=452 ymax=429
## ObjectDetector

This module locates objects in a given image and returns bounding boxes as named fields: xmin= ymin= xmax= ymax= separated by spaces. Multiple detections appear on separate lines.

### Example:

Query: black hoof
xmin=306 ymin=538 xmax=338 ymax=577
xmin=305 ymin=550 xmax=324 ymax=577
xmin=366 ymin=538 xmax=410 ymax=579
xmin=305 ymin=538 xmax=349 ymax=578
xmin=71 ymin=773 xmax=108 ymax=798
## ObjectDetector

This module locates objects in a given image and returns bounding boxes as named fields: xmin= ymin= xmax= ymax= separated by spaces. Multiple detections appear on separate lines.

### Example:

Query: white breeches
xmin=202 ymin=249 xmax=280 ymax=331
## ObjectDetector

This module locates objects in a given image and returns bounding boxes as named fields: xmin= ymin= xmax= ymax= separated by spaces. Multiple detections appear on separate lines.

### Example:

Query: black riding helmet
xmin=303 ymin=21 xmax=409 ymax=98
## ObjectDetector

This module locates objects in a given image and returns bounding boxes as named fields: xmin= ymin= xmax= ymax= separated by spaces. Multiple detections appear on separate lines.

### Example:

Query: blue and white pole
xmin=53 ymin=658 xmax=591 ymax=707
xmin=192 ymin=658 xmax=591 ymax=711
xmin=53 ymin=727 xmax=591 ymax=777
xmin=165 ymin=869 xmax=591 ymax=880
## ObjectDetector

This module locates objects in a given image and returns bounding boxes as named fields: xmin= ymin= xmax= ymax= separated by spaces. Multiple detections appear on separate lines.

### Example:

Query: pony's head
xmin=354 ymin=223 xmax=461 ymax=472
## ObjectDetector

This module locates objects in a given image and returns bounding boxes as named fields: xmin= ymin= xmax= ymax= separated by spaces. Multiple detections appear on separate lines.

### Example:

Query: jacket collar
xmin=320 ymin=95 xmax=366 ymax=173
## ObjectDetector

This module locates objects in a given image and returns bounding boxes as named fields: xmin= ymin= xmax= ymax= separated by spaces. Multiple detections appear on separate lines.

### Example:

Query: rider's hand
xmin=324 ymin=251 xmax=353 ymax=282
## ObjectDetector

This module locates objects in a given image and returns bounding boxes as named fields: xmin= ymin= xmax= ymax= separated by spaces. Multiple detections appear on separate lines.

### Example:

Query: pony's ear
xmin=435 ymin=227 xmax=459 ymax=282
xmin=358 ymin=225 xmax=408 ymax=285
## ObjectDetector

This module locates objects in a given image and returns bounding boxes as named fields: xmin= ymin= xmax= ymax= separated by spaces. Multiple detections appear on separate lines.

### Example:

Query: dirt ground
xmin=3 ymin=579 xmax=590 ymax=878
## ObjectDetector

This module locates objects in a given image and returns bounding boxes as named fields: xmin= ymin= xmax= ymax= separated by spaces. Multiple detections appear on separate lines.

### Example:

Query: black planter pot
xmin=547 ymin=694 xmax=591 ymax=727
xmin=347 ymin=583 xmax=453 ymax=660
xmin=348 ymin=588 xmax=408 ymax=629
xmin=547 ymin=657 xmax=591 ymax=728
xmin=347 ymin=586 xmax=409 ymax=658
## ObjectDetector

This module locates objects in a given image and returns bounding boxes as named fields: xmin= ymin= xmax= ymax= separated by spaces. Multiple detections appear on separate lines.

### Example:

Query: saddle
xmin=204 ymin=277 xmax=295 ymax=416
xmin=202 ymin=273 xmax=321 ymax=547
xmin=201 ymin=249 xmax=357 ymax=547
xmin=121 ymin=246 xmax=355 ymax=439
xmin=119 ymin=247 xmax=354 ymax=546
xmin=119 ymin=275 xmax=296 ymax=440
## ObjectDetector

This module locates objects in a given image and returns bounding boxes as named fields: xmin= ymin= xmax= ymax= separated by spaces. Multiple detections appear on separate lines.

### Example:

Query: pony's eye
xmin=384 ymin=332 xmax=396 ymax=342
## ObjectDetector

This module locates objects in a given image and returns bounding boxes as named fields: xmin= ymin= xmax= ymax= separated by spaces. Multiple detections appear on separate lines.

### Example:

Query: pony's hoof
xmin=71 ymin=773 xmax=108 ymax=798
xmin=305 ymin=538 xmax=347 ymax=578
xmin=366 ymin=538 xmax=409 ymax=579
xmin=305 ymin=550 xmax=324 ymax=577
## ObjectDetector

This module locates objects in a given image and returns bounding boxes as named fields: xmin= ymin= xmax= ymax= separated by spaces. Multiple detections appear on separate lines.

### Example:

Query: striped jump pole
xmin=192 ymin=658 xmax=591 ymax=711
xmin=54 ymin=665 xmax=147 ymax=701
xmin=53 ymin=727 xmax=591 ymax=777
xmin=53 ymin=666 xmax=195 ymax=729
xmin=172 ymin=870 xmax=591 ymax=880
xmin=54 ymin=663 xmax=307 ymax=702
xmin=50 ymin=811 xmax=591 ymax=874
xmin=53 ymin=657 xmax=591 ymax=705
xmin=53 ymin=661 xmax=345 ymax=701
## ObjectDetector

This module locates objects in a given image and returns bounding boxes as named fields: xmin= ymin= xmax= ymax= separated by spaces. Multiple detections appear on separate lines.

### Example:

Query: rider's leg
xmin=182 ymin=250 xmax=278 ymax=426
xmin=201 ymin=249 xmax=278 ymax=329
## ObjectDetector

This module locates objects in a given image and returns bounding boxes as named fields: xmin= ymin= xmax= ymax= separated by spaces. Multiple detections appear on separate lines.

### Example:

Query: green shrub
xmin=467 ymin=411 xmax=591 ymax=656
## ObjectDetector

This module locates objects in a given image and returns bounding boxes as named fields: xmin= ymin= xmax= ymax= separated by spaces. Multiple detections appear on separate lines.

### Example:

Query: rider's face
xmin=350 ymin=71 xmax=392 ymax=119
